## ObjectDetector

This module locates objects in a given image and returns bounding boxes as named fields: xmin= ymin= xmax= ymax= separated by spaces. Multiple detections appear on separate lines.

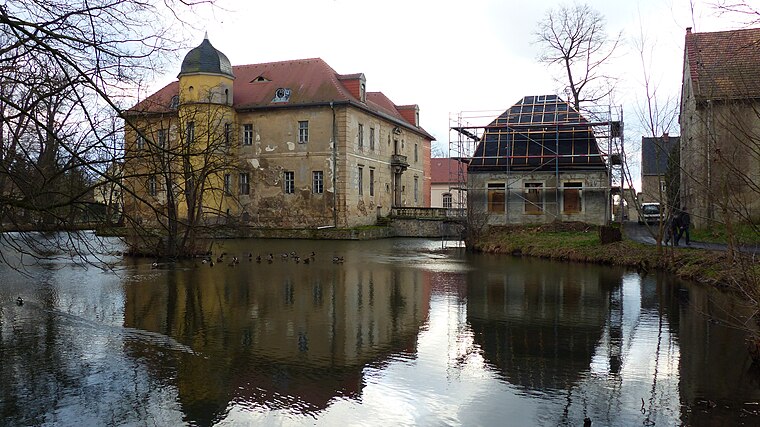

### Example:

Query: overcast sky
xmin=157 ymin=0 xmax=757 ymax=187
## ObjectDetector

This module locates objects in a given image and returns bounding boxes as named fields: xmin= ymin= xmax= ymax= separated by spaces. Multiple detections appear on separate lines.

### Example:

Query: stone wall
xmin=468 ymin=170 xmax=610 ymax=226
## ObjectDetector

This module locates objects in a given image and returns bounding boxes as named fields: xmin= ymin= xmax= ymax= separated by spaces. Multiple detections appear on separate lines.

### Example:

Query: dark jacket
xmin=680 ymin=211 xmax=690 ymax=229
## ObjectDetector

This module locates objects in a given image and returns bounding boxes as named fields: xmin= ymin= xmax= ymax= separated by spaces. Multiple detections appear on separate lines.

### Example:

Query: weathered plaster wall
xmin=681 ymin=71 xmax=760 ymax=226
xmin=468 ymin=170 xmax=609 ymax=226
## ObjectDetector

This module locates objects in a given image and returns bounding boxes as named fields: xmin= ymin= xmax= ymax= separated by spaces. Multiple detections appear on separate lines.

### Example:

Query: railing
xmin=390 ymin=207 xmax=466 ymax=219
xmin=391 ymin=154 xmax=409 ymax=169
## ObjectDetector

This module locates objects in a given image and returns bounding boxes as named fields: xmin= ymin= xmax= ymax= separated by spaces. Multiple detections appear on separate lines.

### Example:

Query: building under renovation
xmin=452 ymin=95 xmax=621 ymax=226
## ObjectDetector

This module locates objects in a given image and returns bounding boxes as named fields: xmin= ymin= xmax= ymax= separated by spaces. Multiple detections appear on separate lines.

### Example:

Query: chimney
xmin=686 ymin=27 xmax=692 ymax=34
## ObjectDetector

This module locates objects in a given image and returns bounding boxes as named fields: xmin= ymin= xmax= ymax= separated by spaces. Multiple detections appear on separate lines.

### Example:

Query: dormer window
xmin=272 ymin=88 xmax=291 ymax=103
xmin=169 ymin=95 xmax=179 ymax=109
xmin=360 ymin=83 xmax=366 ymax=102
xmin=252 ymin=75 xmax=270 ymax=83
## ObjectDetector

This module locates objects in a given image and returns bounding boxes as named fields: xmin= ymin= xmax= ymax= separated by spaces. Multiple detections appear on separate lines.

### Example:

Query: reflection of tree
xmin=0 ymin=285 xmax=83 ymax=424
xmin=121 ymin=260 xmax=430 ymax=423
xmin=671 ymin=275 xmax=760 ymax=424
xmin=466 ymin=260 xmax=618 ymax=391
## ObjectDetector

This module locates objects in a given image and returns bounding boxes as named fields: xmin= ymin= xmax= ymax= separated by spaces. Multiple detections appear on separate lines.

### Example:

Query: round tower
xmin=178 ymin=33 xmax=235 ymax=106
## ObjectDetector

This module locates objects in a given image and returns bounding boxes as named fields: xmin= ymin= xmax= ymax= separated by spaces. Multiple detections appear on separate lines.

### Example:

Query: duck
xmin=16 ymin=297 xmax=23 ymax=306
xmin=293 ymin=255 xmax=300 ymax=263
xmin=303 ymin=258 xmax=310 ymax=264
xmin=309 ymin=251 xmax=316 ymax=259
xmin=256 ymin=255 xmax=262 ymax=263
xmin=332 ymin=256 xmax=344 ymax=264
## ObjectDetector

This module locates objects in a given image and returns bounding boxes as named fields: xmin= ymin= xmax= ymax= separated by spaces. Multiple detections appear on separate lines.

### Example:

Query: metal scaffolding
xmin=448 ymin=99 xmax=624 ymax=223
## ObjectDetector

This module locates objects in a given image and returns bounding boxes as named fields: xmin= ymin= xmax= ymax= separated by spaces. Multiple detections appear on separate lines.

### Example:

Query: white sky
xmin=158 ymin=0 xmax=758 ymax=189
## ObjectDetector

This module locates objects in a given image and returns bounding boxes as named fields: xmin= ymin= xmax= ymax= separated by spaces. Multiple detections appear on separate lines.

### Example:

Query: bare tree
xmin=624 ymin=18 xmax=680 ymax=250
xmin=711 ymin=0 xmax=760 ymax=24
xmin=534 ymin=3 xmax=621 ymax=110
xmin=123 ymin=91 xmax=241 ymax=258
xmin=0 ymin=0 xmax=214 ymax=268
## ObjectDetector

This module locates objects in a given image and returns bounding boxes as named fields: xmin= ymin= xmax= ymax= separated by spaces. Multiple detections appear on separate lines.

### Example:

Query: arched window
xmin=442 ymin=193 xmax=452 ymax=208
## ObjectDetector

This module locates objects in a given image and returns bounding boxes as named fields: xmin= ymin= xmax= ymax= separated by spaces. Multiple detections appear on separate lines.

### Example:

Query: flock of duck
xmin=150 ymin=251 xmax=345 ymax=269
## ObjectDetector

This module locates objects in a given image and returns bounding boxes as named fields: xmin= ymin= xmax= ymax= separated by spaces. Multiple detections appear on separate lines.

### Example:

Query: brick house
xmin=430 ymin=157 xmax=467 ymax=209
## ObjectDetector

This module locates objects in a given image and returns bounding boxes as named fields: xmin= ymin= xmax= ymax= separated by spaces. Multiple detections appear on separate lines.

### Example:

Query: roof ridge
xmin=232 ymin=57 xmax=326 ymax=69
xmin=689 ymin=26 xmax=760 ymax=36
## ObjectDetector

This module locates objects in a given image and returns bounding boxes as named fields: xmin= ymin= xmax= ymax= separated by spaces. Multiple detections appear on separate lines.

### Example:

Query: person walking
xmin=677 ymin=206 xmax=691 ymax=245
xmin=669 ymin=208 xmax=682 ymax=246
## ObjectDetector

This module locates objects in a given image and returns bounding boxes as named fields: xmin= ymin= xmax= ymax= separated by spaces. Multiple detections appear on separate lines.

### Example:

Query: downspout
xmin=706 ymin=100 xmax=712 ymax=222
xmin=331 ymin=102 xmax=338 ymax=228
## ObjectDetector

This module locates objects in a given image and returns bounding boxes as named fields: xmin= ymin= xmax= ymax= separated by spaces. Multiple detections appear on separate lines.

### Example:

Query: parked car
xmin=639 ymin=202 xmax=662 ymax=224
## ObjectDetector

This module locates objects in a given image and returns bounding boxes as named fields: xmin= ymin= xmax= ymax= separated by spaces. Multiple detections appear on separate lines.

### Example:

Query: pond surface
xmin=1 ymin=236 xmax=759 ymax=426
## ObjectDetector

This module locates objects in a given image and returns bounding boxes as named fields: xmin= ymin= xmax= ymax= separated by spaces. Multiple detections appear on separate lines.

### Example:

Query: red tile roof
xmin=431 ymin=158 xmax=467 ymax=183
xmin=128 ymin=58 xmax=432 ymax=139
xmin=685 ymin=27 xmax=760 ymax=101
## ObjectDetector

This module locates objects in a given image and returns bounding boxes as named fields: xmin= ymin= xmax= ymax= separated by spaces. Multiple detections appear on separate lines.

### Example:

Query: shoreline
xmin=468 ymin=223 xmax=757 ymax=291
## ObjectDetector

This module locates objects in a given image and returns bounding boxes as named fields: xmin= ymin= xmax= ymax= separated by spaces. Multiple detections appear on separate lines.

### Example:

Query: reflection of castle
xmin=466 ymin=259 xmax=621 ymax=391
xmin=123 ymin=262 xmax=430 ymax=424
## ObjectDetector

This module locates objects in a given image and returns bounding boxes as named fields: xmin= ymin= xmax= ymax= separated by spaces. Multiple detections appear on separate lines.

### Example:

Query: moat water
xmin=1 ymin=234 xmax=759 ymax=426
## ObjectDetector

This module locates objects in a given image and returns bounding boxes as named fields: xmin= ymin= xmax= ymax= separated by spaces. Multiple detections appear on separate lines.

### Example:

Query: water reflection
xmin=1 ymin=238 xmax=759 ymax=426
xmin=123 ymin=241 xmax=430 ymax=424
xmin=466 ymin=256 xmax=617 ymax=391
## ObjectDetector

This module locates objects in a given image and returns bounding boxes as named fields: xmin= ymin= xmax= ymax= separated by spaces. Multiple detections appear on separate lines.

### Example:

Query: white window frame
xmin=284 ymin=171 xmax=295 ymax=194
xmin=442 ymin=193 xmax=452 ymax=208
xmin=239 ymin=172 xmax=250 ymax=195
xmin=243 ymin=124 xmax=253 ymax=146
xmin=313 ymin=171 xmax=323 ymax=194
xmin=299 ymin=121 xmax=309 ymax=144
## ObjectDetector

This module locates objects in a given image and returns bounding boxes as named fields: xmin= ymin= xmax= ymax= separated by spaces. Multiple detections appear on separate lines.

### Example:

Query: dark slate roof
xmin=179 ymin=36 xmax=234 ymax=78
xmin=468 ymin=95 xmax=607 ymax=172
xmin=641 ymin=135 xmax=679 ymax=176
xmin=685 ymin=27 xmax=760 ymax=101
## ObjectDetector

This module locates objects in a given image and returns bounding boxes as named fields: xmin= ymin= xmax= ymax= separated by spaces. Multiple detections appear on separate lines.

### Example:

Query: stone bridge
xmin=387 ymin=207 xmax=466 ymax=238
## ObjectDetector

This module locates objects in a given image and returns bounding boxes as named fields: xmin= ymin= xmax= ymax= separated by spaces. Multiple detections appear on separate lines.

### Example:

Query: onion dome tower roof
xmin=178 ymin=34 xmax=234 ymax=78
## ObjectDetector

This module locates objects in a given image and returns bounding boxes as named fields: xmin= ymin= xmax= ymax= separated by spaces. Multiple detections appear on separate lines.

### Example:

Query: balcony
xmin=391 ymin=154 xmax=409 ymax=173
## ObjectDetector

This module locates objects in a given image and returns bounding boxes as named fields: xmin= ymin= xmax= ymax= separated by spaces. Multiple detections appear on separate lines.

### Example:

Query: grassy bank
xmin=470 ymin=223 xmax=758 ymax=290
